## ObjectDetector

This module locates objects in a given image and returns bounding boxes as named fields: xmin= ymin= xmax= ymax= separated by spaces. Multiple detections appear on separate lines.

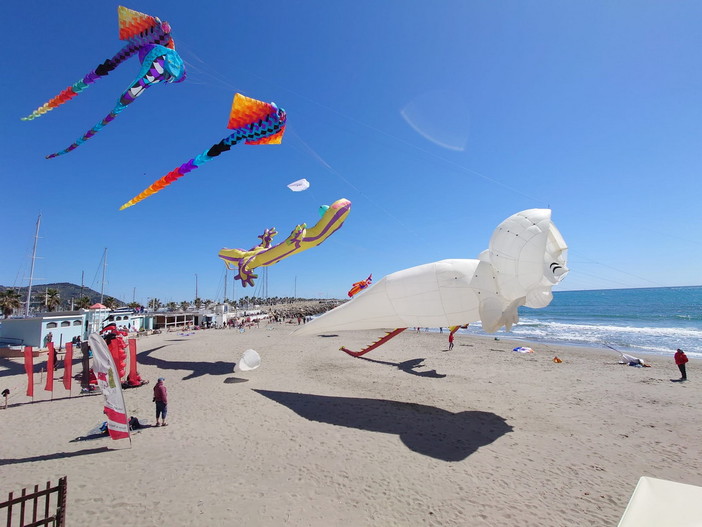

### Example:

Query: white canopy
xmin=618 ymin=477 xmax=702 ymax=527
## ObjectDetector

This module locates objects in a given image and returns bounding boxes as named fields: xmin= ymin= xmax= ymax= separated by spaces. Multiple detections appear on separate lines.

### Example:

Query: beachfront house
xmin=0 ymin=311 xmax=84 ymax=348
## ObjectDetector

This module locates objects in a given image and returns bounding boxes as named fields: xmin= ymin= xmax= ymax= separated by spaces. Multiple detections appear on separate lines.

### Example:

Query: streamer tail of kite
xmin=119 ymin=93 xmax=286 ymax=210
xmin=340 ymin=328 xmax=407 ymax=357
xmin=46 ymin=45 xmax=185 ymax=158
xmin=21 ymin=6 xmax=177 ymax=121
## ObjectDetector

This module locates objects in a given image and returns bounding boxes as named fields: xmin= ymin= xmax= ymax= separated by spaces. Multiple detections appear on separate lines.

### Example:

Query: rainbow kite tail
xmin=119 ymin=157 xmax=204 ymax=210
xmin=46 ymin=48 xmax=185 ymax=159
xmin=20 ymin=41 xmax=147 ymax=122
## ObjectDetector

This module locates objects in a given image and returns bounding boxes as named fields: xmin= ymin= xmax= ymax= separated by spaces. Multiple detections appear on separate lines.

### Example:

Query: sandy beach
xmin=1 ymin=321 xmax=700 ymax=526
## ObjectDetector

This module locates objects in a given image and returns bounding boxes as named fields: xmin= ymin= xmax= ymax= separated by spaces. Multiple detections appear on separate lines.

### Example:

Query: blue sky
xmin=1 ymin=1 xmax=700 ymax=304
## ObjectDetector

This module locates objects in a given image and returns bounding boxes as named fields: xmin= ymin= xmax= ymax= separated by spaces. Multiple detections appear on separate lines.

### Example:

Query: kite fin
xmin=118 ymin=5 xmax=161 ymax=41
xmin=340 ymin=328 xmax=407 ymax=357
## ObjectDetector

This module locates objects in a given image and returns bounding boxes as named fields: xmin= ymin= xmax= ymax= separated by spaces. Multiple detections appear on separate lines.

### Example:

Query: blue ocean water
xmin=458 ymin=286 xmax=702 ymax=359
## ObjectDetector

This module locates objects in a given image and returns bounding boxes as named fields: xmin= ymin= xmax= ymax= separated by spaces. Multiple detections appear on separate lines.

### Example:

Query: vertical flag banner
xmin=127 ymin=339 xmax=138 ymax=386
xmin=63 ymin=342 xmax=74 ymax=391
xmin=88 ymin=333 xmax=130 ymax=440
xmin=23 ymin=346 xmax=34 ymax=397
xmin=45 ymin=342 xmax=55 ymax=392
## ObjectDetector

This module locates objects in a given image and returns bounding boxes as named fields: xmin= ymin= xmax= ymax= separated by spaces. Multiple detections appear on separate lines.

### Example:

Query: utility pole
xmin=195 ymin=273 xmax=198 ymax=301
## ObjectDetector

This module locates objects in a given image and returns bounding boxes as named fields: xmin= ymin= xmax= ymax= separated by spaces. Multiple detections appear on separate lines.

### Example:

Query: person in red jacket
xmin=674 ymin=348 xmax=689 ymax=382
xmin=153 ymin=377 xmax=168 ymax=426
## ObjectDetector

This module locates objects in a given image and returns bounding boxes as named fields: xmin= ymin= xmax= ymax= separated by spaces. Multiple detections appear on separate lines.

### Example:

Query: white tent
xmin=618 ymin=476 xmax=702 ymax=527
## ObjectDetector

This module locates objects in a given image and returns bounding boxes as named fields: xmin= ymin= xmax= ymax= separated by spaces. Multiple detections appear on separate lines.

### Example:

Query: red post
xmin=45 ymin=342 xmax=55 ymax=393
xmin=127 ymin=339 xmax=138 ymax=386
xmin=63 ymin=343 xmax=74 ymax=394
xmin=23 ymin=346 xmax=34 ymax=398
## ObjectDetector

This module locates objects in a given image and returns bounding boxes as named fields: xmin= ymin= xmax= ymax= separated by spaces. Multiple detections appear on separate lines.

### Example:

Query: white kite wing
xmin=236 ymin=349 xmax=261 ymax=371
xmin=287 ymin=178 xmax=310 ymax=192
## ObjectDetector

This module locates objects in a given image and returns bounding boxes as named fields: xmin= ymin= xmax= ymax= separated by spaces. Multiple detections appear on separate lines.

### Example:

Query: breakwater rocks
xmin=264 ymin=300 xmax=343 ymax=321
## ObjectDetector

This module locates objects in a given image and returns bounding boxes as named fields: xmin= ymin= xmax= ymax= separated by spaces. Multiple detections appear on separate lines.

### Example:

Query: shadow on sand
xmin=254 ymin=390 xmax=512 ymax=461
xmin=356 ymin=356 xmax=446 ymax=378
xmin=138 ymin=346 xmax=235 ymax=381
xmin=0 ymin=446 xmax=112 ymax=467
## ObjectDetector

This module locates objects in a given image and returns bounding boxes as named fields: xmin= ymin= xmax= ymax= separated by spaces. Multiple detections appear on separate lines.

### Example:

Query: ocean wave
xmin=516 ymin=319 xmax=702 ymax=339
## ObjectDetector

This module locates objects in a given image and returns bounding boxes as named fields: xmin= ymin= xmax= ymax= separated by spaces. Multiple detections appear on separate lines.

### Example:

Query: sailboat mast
xmin=100 ymin=248 xmax=107 ymax=304
xmin=25 ymin=214 xmax=41 ymax=317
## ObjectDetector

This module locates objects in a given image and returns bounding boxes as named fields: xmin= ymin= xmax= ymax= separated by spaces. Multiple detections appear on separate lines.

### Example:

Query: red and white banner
xmin=63 ymin=342 xmax=73 ymax=391
xmin=88 ymin=333 xmax=130 ymax=440
xmin=23 ymin=346 xmax=34 ymax=397
xmin=45 ymin=342 xmax=55 ymax=392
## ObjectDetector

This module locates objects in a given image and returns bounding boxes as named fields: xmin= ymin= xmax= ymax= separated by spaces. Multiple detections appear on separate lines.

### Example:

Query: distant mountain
xmin=0 ymin=282 xmax=125 ymax=311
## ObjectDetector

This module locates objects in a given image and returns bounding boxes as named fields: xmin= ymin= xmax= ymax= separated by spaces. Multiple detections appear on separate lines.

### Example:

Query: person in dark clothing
xmin=674 ymin=349 xmax=689 ymax=381
xmin=153 ymin=377 xmax=168 ymax=426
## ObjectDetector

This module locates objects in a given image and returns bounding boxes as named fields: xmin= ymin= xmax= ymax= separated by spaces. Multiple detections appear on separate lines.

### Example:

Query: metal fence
xmin=0 ymin=477 xmax=67 ymax=527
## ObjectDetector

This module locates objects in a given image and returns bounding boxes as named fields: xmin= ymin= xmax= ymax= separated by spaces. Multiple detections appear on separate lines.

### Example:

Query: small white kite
xmin=235 ymin=349 xmax=261 ymax=372
xmin=287 ymin=178 xmax=310 ymax=192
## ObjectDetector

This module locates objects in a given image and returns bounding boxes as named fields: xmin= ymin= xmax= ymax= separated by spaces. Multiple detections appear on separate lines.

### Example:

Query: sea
xmin=455 ymin=286 xmax=702 ymax=360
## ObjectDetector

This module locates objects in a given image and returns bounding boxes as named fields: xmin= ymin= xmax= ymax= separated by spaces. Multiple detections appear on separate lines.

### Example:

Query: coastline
xmin=1 ymin=322 xmax=700 ymax=526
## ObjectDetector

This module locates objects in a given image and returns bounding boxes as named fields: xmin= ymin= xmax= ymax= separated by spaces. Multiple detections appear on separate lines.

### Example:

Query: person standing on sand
xmin=674 ymin=349 xmax=689 ymax=381
xmin=448 ymin=332 xmax=455 ymax=351
xmin=153 ymin=377 xmax=168 ymax=426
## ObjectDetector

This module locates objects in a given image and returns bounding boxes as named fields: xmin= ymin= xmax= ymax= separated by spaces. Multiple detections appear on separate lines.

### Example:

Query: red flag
xmin=45 ymin=342 xmax=55 ymax=392
xmin=63 ymin=342 xmax=73 ymax=391
xmin=128 ymin=339 xmax=138 ymax=386
xmin=23 ymin=346 xmax=34 ymax=397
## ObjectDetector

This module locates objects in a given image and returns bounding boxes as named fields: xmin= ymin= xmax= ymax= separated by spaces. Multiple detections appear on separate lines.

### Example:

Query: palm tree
xmin=75 ymin=296 xmax=92 ymax=309
xmin=180 ymin=300 xmax=190 ymax=311
xmin=45 ymin=288 xmax=61 ymax=312
xmin=194 ymin=297 xmax=202 ymax=309
xmin=128 ymin=301 xmax=141 ymax=309
xmin=0 ymin=289 xmax=23 ymax=318
xmin=166 ymin=301 xmax=177 ymax=312
xmin=103 ymin=296 xmax=118 ymax=310
xmin=150 ymin=298 xmax=162 ymax=310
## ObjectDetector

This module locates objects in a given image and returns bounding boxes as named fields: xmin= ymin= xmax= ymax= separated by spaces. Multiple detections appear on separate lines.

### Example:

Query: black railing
xmin=0 ymin=476 xmax=67 ymax=527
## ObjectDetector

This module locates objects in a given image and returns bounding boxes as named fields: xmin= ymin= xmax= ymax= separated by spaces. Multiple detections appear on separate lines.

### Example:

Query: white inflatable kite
xmin=287 ymin=178 xmax=310 ymax=192
xmin=294 ymin=209 xmax=568 ymax=355
xmin=235 ymin=349 xmax=261 ymax=372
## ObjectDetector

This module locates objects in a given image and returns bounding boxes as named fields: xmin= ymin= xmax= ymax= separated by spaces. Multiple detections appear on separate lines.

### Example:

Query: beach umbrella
xmin=235 ymin=349 xmax=261 ymax=372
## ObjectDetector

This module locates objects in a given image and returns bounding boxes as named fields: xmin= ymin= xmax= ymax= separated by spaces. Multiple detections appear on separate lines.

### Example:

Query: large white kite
xmin=294 ymin=209 xmax=568 ymax=355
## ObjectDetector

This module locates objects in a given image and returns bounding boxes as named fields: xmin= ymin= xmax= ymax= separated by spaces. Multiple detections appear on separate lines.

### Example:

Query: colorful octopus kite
xmin=119 ymin=93 xmax=287 ymax=210
xmin=218 ymin=198 xmax=352 ymax=287
xmin=21 ymin=6 xmax=186 ymax=158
